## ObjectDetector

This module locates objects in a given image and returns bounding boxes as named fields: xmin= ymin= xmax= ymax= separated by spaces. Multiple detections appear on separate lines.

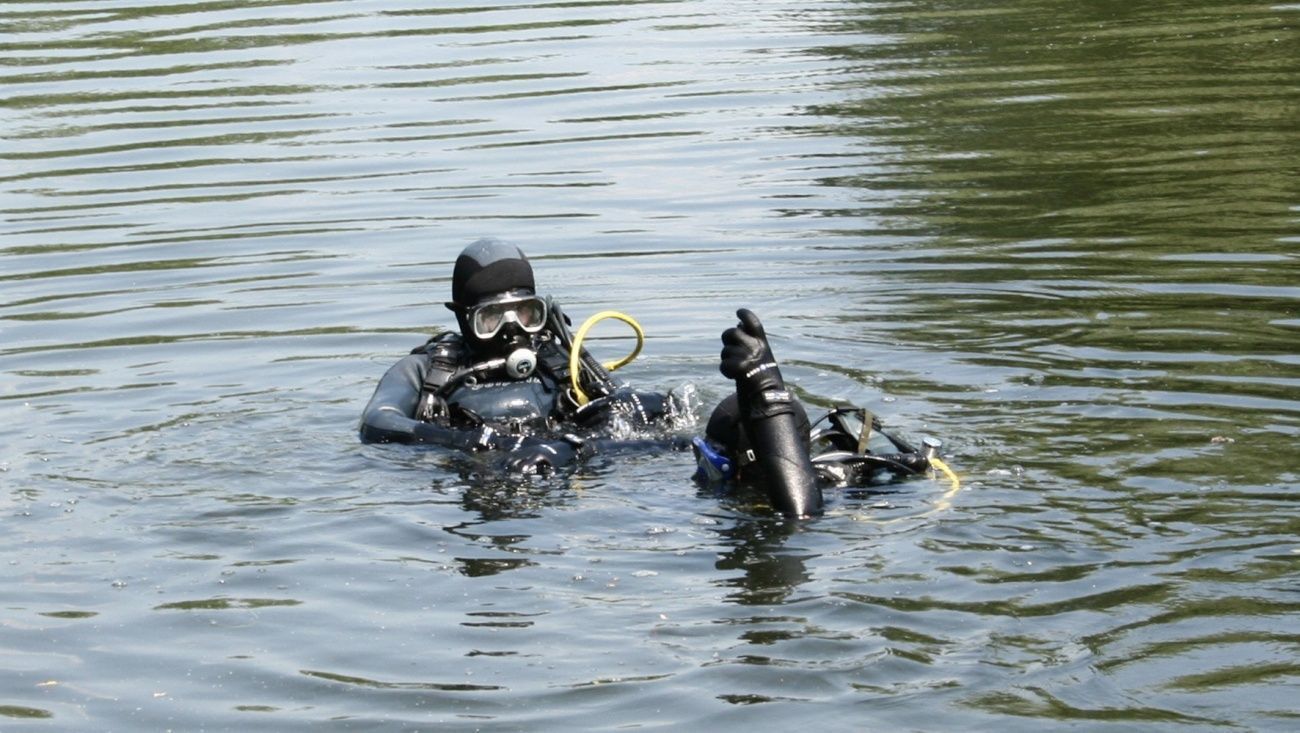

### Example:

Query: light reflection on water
xmin=3 ymin=0 xmax=1298 ymax=729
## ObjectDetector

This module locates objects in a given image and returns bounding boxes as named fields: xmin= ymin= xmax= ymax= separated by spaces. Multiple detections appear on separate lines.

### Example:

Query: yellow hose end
xmin=930 ymin=456 xmax=961 ymax=493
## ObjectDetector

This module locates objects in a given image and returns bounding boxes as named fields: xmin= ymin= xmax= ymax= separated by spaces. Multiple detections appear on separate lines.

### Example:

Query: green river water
xmin=2 ymin=1 xmax=1298 ymax=730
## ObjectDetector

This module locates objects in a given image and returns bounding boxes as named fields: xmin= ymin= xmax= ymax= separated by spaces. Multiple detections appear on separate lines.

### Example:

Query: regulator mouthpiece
xmin=505 ymin=347 xmax=537 ymax=379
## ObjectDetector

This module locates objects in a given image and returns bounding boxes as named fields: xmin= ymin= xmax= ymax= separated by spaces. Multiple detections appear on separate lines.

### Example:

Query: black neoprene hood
xmin=451 ymin=238 xmax=536 ymax=307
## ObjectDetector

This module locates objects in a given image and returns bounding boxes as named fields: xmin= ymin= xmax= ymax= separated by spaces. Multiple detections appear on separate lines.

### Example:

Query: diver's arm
xmin=359 ymin=354 xmax=424 ymax=443
xmin=498 ymin=436 xmax=580 ymax=474
xmin=359 ymin=354 xmax=484 ymax=448
xmin=359 ymin=355 xmax=585 ymax=470
xmin=740 ymin=391 xmax=822 ymax=516
xmin=721 ymin=309 xmax=823 ymax=518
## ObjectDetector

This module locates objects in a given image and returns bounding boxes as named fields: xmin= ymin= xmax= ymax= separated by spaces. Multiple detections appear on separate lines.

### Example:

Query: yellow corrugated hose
xmin=928 ymin=456 xmax=962 ymax=513
xmin=569 ymin=310 xmax=644 ymax=405
xmin=930 ymin=456 xmax=960 ymax=492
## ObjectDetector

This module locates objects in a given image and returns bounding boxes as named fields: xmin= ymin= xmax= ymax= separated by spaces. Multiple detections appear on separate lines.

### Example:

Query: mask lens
xmin=472 ymin=304 xmax=506 ymax=338
xmin=516 ymin=299 xmax=545 ymax=329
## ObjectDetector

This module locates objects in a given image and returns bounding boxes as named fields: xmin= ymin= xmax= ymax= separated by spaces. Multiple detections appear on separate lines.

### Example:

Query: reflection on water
xmin=3 ymin=0 xmax=1298 ymax=729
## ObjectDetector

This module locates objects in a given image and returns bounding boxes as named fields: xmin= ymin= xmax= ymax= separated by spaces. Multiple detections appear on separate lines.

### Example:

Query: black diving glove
xmin=720 ymin=308 xmax=794 ymax=420
xmin=500 ymin=436 xmax=579 ymax=475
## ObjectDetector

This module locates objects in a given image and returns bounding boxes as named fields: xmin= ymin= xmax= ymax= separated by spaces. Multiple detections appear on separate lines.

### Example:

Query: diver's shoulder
xmin=409 ymin=330 xmax=464 ymax=356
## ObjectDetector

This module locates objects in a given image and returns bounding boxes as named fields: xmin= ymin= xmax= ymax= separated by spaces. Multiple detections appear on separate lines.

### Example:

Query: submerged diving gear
xmin=806 ymin=406 xmax=932 ymax=485
xmin=809 ymin=406 xmax=919 ymax=456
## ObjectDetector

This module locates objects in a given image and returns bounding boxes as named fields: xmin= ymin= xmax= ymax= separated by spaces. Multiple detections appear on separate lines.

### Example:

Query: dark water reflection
xmin=3 ymin=0 xmax=1298 ymax=729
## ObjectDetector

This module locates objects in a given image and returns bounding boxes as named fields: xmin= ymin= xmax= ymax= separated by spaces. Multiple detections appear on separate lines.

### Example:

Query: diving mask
xmin=467 ymin=292 xmax=548 ymax=340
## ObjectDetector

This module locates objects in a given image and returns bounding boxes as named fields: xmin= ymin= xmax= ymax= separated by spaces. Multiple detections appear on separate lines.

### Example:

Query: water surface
xmin=3 ymin=0 xmax=1298 ymax=729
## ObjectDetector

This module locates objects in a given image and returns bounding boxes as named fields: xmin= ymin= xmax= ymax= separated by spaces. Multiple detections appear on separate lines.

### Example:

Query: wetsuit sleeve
xmin=738 ymin=391 xmax=821 ymax=517
xmin=720 ymin=309 xmax=822 ymax=518
xmin=359 ymin=354 xmax=483 ymax=448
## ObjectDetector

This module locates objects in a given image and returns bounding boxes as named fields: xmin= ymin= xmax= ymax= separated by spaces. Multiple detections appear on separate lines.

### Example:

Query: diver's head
xmin=446 ymin=238 xmax=548 ymax=362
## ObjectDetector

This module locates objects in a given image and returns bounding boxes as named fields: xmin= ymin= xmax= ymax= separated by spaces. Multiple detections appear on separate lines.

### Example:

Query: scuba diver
xmin=359 ymin=238 xmax=685 ymax=474
xmin=693 ymin=308 xmax=937 ymax=518
xmin=360 ymin=238 xmax=941 ymax=518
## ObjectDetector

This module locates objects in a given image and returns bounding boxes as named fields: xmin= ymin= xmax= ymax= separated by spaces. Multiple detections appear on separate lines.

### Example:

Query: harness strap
xmin=412 ymin=333 xmax=465 ymax=423
xmin=534 ymin=339 xmax=570 ymax=390
xmin=857 ymin=408 xmax=874 ymax=454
